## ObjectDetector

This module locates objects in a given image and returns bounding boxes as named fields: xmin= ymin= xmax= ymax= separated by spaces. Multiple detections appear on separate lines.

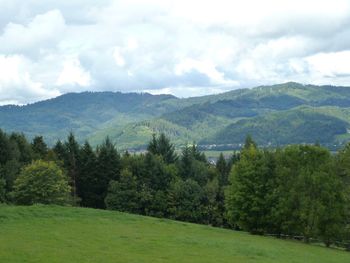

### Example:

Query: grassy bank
xmin=0 ymin=205 xmax=349 ymax=263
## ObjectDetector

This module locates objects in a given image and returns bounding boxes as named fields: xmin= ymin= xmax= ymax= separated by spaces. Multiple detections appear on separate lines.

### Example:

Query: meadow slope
xmin=0 ymin=205 xmax=349 ymax=263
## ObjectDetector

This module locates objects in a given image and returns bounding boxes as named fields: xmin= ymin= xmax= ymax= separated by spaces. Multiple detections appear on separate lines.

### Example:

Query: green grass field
xmin=1 ymin=205 xmax=349 ymax=263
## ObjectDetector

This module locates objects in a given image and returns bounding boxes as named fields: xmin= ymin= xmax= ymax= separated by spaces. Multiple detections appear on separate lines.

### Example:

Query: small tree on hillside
xmin=11 ymin=160 xmax=71 ymax=205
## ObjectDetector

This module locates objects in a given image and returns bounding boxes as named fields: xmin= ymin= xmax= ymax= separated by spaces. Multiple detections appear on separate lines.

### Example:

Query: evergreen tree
xmin=0 ymin=131 xmax=22 ymax=195
xmin=137 ymin=153 xmax=174 ymax=216
xmin=227 ymin=152 xmax=241 ymax=173
xmin=143 ymin=153 xmax=171 ymax=191
xmin=244 ymin=134 xmax=257 ymax=149
xmin=96 ymin=137 xmax=121 ymax=208
xmin=77 ymin=141 xmax=99 ymax=207
xmin=179 ymin=145 xmax=193 ymax=180
xmin=1 ymin=130 xmax=20 ymax=161
xmin=216 ymin=153 xmax=228 ymax=187
xmin=10 ymin=133 xmax=33 ymax=164
xmin=1 ymin=159 xmax=21 ymax=194
xmin=0 ymin=129 xmax=12 ymax=165
xmin=190 ymin=143 xmax=207 ymax=162
xmin=179 ymin=144 xmax=208 ymax=183
xmin=0 ymin=176 xmax=5 ymax=203
xmin=190 ymin=160 xmax=210 ymax=186
xmin=147 ymin=133 xmax=177 ymax=164
xmin=147 ymin=134 xmax=158 ymax=154
xmin=53 ymin=140 xmax=66 ymax=161
xmin=64 ymin=133 xmax=81 ymax=204
xmin=31 ymin=136 xmax=48 ymax=159
xmin=215 ymin=153 xmax=232 ymax=226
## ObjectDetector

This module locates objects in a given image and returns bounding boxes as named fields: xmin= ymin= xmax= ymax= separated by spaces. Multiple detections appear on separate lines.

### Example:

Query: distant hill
xmin=0 ymin=92 xmax=179 ymax=144
xmin=201 ymin=107 xmax=348 ymax=146
xmin=1 ymin=82 xmax=350 ymax=149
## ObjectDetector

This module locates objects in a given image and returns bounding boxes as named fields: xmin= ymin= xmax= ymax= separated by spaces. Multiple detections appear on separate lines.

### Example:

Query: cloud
xmin=0 ymin=55 xmax=60 ymax=105
xmin=0 ymin=0 xmax=350 ymax=104
xmin=175 ymin=58 xmax=239 ymax=86
xmin=306 ymin=51 xmax=350 ymax=77
xmin=0 ymin=10 xmax=65 ymax=55
xmin=56 ymin=58 xmax=92 ymax=87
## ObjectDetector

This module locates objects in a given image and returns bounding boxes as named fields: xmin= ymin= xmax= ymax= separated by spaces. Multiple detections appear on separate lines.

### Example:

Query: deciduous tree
xmin=11 ymin=160 xmax=70 ymax=205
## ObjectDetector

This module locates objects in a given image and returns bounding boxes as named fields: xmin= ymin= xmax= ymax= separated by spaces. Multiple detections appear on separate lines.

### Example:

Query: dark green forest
xmin=1 ymin=129 xmax=350 ymax=249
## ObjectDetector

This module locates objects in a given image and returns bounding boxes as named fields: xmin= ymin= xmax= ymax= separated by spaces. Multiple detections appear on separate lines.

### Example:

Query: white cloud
xmin=175 ymin=58 xmax=239 ymax=86
xmin=0 ymin=9 xmax=65 ymax=54
xmin=56 ymin=58 xmax=91 ymax=86
xmin=0 ymin=0 xmax=350 ymax=104
xmin=0 ymin=55 xmax=60 ymax=104
xmin=306 ymin=51 xmax=350 ymax=77
xmin=113 ymin=47 xmax=126 ymax=67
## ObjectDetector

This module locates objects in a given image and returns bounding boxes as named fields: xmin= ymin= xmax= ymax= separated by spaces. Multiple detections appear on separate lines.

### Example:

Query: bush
xmin=11 ymin=160 xmax=71 ymax=205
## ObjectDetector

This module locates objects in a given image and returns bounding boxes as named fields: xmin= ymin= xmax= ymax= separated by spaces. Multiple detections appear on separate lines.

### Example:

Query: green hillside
xmin=0 ymin=92 xmax=178 ymax=144
xmin=2 ymin=82 xmax=350 ymax=149
xmin=202 ymin=107 xmax=349 ymax=146
xmin=0 ymin=205 xmax=349 ymax=263
xmin=90 ymin=83 xmax=350 ymax=149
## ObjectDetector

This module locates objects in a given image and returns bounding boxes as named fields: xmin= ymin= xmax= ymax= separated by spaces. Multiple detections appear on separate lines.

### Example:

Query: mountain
xmin=0 ymin=91 xmax=179 ymax=144
xmin=1 ymin=82 xmax=350 ymax=150
xmin=201 ymin=107 xmax=348 ymax=147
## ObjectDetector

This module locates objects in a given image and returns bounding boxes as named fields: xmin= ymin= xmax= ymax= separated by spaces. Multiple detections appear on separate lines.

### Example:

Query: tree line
xmin=0 ymin=129 xmax=349 ymax=248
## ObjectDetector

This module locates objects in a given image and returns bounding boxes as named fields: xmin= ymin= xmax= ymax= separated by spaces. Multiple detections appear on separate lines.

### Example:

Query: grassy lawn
xmin=0 ymin=205 xmax=349 ymax=263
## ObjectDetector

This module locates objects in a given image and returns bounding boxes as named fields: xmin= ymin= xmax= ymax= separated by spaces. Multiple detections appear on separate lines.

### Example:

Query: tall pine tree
xmin=77 ymin=141 xmax=99 ymax=207
xmin=96 ymin=137 xmax=121 ymax=208
xmin=147 ymin=133 xmax=177 ymax=164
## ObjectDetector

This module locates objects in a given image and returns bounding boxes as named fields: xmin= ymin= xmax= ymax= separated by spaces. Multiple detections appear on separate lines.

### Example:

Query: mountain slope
xmin=0 ymin=92 xmax=178 ymax=143
xmin=202 ymin=107 xmax=349 ymax=147
xmin=2 ymin=82 xmax=350 ymax=149
xmin=90 ymin=83 xmax=350 ymax=149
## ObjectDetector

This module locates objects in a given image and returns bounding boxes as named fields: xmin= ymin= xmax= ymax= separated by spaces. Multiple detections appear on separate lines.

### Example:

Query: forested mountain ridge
xmin=2 ymin=82 xmax=350 ymax=149
xmin=90 ymin=82 xmax=350 ymax=149
xmin=0 ymin=91 xmax=179 ymax=144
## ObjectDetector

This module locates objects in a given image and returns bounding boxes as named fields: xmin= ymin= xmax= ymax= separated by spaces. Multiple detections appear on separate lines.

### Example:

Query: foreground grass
xmin=0 ymin=205 xmax=349 ymax=263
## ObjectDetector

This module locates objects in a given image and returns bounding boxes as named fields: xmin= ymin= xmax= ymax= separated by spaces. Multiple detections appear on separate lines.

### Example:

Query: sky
xmin=1 ymin=0 xmax=350 ymax=105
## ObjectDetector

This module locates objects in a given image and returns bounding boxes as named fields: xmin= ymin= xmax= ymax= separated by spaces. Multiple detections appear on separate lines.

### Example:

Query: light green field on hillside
xmin=0 ymin=205 xmax=349 ymax=263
